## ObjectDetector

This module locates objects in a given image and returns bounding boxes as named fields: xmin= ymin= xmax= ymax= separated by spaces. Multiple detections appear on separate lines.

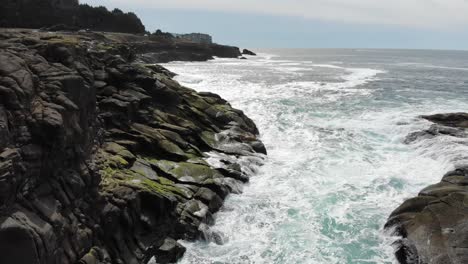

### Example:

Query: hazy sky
xmin=81 ymin=0 xmax=468 ymax=50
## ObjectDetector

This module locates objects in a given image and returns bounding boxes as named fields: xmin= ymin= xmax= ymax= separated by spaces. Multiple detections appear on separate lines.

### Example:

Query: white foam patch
xmin=263 ymin=67 xmax=385 ymax=102
xmin=311 ymin=64 xmax=345 ymax=69
xmin=421 ymin=64 xmax=468 ymax=71
xmin=161 ymin=52 xmax=468 ymax=264
xmin=394 ymin=62 xmax=468 ymax=72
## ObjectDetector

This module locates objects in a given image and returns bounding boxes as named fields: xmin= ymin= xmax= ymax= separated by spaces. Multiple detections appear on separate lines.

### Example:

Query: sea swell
xmin=163 ymin=50 xmax=468 ymax=264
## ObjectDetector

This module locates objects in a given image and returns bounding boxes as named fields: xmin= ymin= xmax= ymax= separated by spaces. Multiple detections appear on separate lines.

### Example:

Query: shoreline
xmin=386 ymin=113 xmax=468 ymax=264
xmin=166 ymin=55 xmax=468 ymax=263
xmin=0 ymin=28 xmax=265 ymax=264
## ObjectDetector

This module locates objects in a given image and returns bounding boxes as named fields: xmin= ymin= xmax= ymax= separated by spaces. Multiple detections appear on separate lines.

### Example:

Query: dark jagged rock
xmin=387 ymin=113 xmax=468 ymax=264
xmin=404 ymin=124 xmax=468 ymax=143
xmin=211 ymin=44 xmax=242 ymax=58
xmin=404 ymin=113 xmax=468 ymax=143
xmin=136 ymin=42 xmax=241 ymax=63
xmin=242 ymin=49 xmax=257 ymax=56
xmin=422 ymin=113 xmax=468 ymax=128
xmin=0 ymin=29 xmax=265 ymax=264
xmin=147 ymin=238 xmax=186 ymax=264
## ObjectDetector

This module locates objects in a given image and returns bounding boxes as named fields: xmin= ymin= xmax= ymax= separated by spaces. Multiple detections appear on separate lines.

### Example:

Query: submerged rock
xmin=404 ymin=113 xmax=468 ymax=143
xmin=0 ymin=29 xmax=265 ymax=264
xmin=404 ymin=124 xmax=468 ymax=143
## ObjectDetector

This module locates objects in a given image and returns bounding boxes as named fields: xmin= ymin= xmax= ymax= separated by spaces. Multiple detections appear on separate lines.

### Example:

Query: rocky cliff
xmin=0 ymin=29 xmax=265 ymax=264
xmin=136 ymin=41 xmax=242 ymax=63
xmin=386 ymin=113 xmax=468 ymax=264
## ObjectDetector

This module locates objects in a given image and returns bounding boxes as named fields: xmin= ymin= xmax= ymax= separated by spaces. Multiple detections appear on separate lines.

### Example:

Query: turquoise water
xmin=163 ymin=49 xmax=468 ymax=264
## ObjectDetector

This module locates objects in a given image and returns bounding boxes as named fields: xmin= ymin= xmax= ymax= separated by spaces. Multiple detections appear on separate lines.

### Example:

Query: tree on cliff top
xmin=0 ymin=0 xmax=146 ymax=34
xmin=76 ymin=4 xmax=146 ymax=33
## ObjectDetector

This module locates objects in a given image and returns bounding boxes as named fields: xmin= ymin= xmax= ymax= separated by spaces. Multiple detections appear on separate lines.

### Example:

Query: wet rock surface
xmin=387 ymin=113 xmax=468 ymax=264
xmin=242 ymin=49 xmax=256 ymax=56
xmin=0 ymin=29 xmax=265 ymax=264
xmin=404 ymin=113 xmax=468 ymax=144
xmin=422 ymin=113 xmax=468 ymax=128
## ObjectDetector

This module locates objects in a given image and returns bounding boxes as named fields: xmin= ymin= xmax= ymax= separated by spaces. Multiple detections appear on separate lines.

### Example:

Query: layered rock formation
xmin=387 ymin=113 xmax=468 ymax=264
xmin=0 ymin=29 xmax=265 ymax=264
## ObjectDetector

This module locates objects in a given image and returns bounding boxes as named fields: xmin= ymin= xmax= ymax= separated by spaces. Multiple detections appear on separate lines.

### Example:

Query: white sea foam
xmin=421 ymin=64 xmax=468 ymax=71
xmin=395 ymin=62 xmax=468 ymax=71
xmin=311 ymin=64 xmax=345 ymax=69
xmin=260 ymin=67 xmax=385 ymax=103
xmin=161 ymin=52 xmax=468 ymax=264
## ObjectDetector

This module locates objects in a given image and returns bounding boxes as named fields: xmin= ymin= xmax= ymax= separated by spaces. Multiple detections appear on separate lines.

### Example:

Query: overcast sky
xmin=81 ymin=0 xmax=468 ymax=50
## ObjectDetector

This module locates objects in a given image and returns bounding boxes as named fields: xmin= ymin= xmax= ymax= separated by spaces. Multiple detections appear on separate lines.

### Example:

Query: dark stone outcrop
xmin=242 ymin=49 xmax=257 ymax=56
xmin=211 ymin=44 xmax=242 ymax=58
xmin=0 ymin=29 xmax=265 ymax=264
xmin=387 ymin=113 xmax=468 ymax=264
xmin=405 ymin=114 xmax=468 ymax=143
xmin=404 ymin=124 xmax=467 ymax=143
xmin=136 ymin=41 xmax=242 ymax=63
xmin=0 ymin=28 xmax=242 ymax=64
xmin=422 ymin=113 xmax=468 ymax=128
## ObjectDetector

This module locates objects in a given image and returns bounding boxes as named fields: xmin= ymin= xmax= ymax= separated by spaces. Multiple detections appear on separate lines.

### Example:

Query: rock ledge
xmin=0 ymin=29 xmax=265 ymax=264
xmin=387 ymin=113 xmax=468 ymax=264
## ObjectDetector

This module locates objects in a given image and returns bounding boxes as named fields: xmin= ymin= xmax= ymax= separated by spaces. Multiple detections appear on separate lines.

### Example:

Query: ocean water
xmin=162 ymin=49 xmax=468 ymax=264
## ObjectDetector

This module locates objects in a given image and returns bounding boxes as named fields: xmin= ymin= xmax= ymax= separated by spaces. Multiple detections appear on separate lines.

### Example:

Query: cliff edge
xmin=0 ymin=29 xmax=265 ymax=264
